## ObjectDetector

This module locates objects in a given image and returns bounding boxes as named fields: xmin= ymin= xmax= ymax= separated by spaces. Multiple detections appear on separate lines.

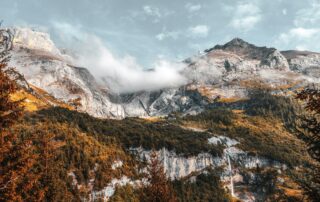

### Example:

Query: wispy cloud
xmin=275 ymin=27 xmax=320 ymax=50
xmin=188 ymin=25 xmax=209 ymax=38
xmin=282 ymin=9 xmax=287 ymax=15
xmin=156 ymin=30 xmax=180 ymax=41
xmin=294 ymin=1 xmax=320 ymax=27
xmin=155 ymin=24 xmax=210 ymax=41
xmin=142 ymin=5 xmax=173 ymax=23
xmin=275 ymin=1 xmax=320 ymax=51
xmin=143 ymin=5 xmax=161 ymax=18
xmin=229 ymin=2 xmax=262 ymax=31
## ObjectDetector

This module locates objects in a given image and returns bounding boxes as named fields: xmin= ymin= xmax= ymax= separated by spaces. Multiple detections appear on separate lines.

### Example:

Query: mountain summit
xmin=213 ymin=38 xmax=253 ymax=50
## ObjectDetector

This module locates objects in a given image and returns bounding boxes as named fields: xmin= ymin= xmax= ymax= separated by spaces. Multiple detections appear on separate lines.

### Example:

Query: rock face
xmin=13 ymin=28 xmax=61 ymax=55
xmin=10 ymin=28 xmax=125 ymax=118
xmin=282 ymin=50 xmax=320 ymax=77
xmin=5 ymin=28 xmax=320 ymax=118
xmin=118 ymin=87 xmax=207 ymax=117
xmin=131 ymin=135 xmax=283 ymax=180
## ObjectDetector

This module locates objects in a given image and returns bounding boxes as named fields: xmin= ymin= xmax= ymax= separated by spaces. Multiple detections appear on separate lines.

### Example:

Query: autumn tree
xmin=140 ymin=151 xmax=177 ymax=202
xmin=0 ymin=28 xmax=43 ymax=201
xmin=296 ymin=88 xmax=320 ymax=201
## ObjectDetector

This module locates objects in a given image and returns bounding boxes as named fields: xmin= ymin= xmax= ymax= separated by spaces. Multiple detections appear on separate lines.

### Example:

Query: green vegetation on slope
xmin=11 ymin=120 xmax=136 ymax=201
xmin=173 ymin=169 xmax=230 ymax=202
xmin=179 ymin=91 xmax=311 ymax=167
xmin=28 ymin=107 xmax=225 ymax=157
xmin=5 ymin=87 xmax=315 ymax=201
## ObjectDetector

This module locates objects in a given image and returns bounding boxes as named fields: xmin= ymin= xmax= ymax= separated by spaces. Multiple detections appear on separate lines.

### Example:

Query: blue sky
xmin=1 ymin=0 xmax=320 ymax=68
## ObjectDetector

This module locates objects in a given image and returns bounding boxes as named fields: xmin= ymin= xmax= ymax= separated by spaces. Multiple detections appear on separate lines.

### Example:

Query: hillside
xmin=10 ymin=88 xmax=316 ymax=201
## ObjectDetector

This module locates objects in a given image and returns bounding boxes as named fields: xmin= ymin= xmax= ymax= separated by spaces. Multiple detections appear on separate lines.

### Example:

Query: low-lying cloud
xmin=53 ymin=22 xmax=188 ymax=93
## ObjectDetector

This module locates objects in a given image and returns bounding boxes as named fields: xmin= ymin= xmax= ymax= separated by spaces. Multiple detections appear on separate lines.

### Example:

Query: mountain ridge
xmin=5 ymin=27 xmax=320 ymax=119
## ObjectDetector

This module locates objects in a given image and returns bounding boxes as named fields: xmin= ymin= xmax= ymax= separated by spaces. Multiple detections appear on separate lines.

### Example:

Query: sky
xmin=1 ymin=0 xmax=320 ymax=68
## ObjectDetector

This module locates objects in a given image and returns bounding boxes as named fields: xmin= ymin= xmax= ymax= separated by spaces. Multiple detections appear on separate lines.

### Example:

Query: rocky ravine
xmin=7 ymin=28 xmax=320 ymax=119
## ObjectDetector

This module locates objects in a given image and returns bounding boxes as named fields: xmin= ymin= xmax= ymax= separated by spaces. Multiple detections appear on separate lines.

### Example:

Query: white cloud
xmin=294 ymin=1 xmax=320 ymax=27
xmin=276 ymin=27 xmax=320 ymax=50
xmin=185 ymin=3 xmax=201 ymax=12
xmin=143 ymin=5 xmax=161 ymax=18
xmin=156 ymin=31 xmax=180 ymax=41
xmin=52 ymin=22 xmax=188 ymax=93
xmin=282 ymin=9 xmax=287 ymax=15
xmin=229 ymin=2 xmax=261 ymax=31
xmin=155 ymin=25 xmax=209 ymax=41
xmin=51 ymin=21 xmax=85 ymax=42
xmin=188 ymin=25 xmax=209 ymax=38
xmin=287 ymin=27 xmax=318 ymax=38
xmin=142 ymin=5 xmax=173 ymax=23
xmin=275 ymin=1 xmax=320 ymax=51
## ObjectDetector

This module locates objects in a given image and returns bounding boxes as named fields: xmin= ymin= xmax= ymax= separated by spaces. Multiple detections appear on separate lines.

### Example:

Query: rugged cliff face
xmin=282 ymin=50 xmax=320 ymax=77
xmin=131 ymin=135 xmax=284 ymax=179
xmin=10 ymin=28 xmax=126 ymax=118
xmin=127 ymin=134 xmax=287 ymax=202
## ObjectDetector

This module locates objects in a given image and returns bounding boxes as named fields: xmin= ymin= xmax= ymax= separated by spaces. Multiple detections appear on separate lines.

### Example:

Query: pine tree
xmin=140 ymin=151 xmax=177 ymax=202
xmin=29 ymin=123 xmax=73 ymax=202
xmin=296 ymin=88 xmax=320 ymax=201
xmin=0 ymin=29 xmax=42 ymax=202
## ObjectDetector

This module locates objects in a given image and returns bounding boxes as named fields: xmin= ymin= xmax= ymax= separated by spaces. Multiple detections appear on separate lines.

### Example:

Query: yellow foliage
xmin=142 ymin=116 xmax=165 ymax=123
xmin=218 ymin=97 xmax=247 ymax=103
xmin=10 ymin=85 xmax=74 ymax=112
xmin=10 ymin=90 xmax=48 ymax=111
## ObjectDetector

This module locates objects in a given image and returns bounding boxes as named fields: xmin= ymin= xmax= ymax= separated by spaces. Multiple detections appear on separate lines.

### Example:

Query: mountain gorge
xmin=1 ymin=27 xmax=320 ymax=201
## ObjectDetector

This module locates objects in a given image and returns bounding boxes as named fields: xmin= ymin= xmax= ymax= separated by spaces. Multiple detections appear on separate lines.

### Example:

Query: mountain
xmin=9 ymin=28 xmax=320 ymax=119
xmin=10 ymin=28 xmax=126 ymax=118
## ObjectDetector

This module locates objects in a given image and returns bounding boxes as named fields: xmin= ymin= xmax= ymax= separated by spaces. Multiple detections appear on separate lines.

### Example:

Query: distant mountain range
xmin=9 ymin=28 xmax=320 ymax=118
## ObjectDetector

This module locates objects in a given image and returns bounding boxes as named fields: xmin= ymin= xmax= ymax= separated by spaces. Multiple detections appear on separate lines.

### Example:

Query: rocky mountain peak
xmin=205 ymin=38 xmax=282 ymax=65
xmin=220 ymin=37 xmax=250 ymax=48
xmin=13 ymin=27 xmax=61 ymax=56
xmin=204 ymin=38 xmax=251 ymax=53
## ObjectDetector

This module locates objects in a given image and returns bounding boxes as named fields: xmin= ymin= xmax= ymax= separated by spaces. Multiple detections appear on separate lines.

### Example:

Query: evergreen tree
xmin=0 ymin=29 xmax=42 ymax=201
xmin=296 ymin=88 xmax=320 ymax=201
xmin=140 ymin=151 xmax=177 ymax=202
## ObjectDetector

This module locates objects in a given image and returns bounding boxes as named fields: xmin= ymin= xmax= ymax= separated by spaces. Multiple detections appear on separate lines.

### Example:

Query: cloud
xmin=143 ymin=5 xmax=161 ymax=18
xmin=229 ymin=2 xmax=261 ymax=31
xmin=155 ymin=25 xmax=209 ymax=41
xmin=51 ymin=21 xmax=85 ymax=43
xmin=188 ymin=25 xmax=209 ymax=38
xmin=142 ymin=5 xmax=172 ymax=23
xmin=275 ymin=1 xmax=320 ymax=51
xmin=285 ymin=27 xmax=319 ymax=39
xmin=185 ymin=3 xmax=201 ymax=12
xmin=282 ymin=9 xmax=287 ymax=15
xmin=52 ymin=22 xmax=188 ymax=93
xmin=276 ymin=27 xmax=320 ymax=50
xmin=156 ymin=30 xmax=180 ymax=41
xmin=294 ymin=1 xmax=320 ymax=27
